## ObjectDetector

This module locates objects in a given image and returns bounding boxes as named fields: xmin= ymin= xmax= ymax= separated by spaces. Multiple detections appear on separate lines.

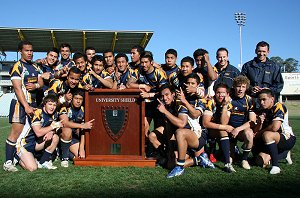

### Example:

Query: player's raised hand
xmin=157 ymin=98 xmax=166 ymax=114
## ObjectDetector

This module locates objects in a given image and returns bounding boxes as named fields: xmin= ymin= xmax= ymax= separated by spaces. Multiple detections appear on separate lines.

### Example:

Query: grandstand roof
xmin=0 ymin=27 xmax=153 ymax=54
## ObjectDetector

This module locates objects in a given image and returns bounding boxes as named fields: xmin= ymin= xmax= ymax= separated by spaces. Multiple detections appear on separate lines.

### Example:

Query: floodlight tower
xmin=235 ymin=12 xmax=246 ymax=68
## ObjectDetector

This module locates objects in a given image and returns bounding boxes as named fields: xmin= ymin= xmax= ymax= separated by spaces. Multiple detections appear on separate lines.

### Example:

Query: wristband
xmin=51 ymin=121 xmax=61 ymax=130
xmin=59 ymin=97 xmax=66 ymax=104
xmin=149 ymin=93 xmax=155 ymax=98
xmin=35 ymin=83 xmax=40 ymax=89
xmin=196 ymin=87 xmax=204 ymax=98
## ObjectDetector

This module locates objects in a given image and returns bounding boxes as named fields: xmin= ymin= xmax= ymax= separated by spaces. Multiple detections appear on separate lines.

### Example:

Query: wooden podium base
xmin=73 ymin=155 xmax=156 ymax=167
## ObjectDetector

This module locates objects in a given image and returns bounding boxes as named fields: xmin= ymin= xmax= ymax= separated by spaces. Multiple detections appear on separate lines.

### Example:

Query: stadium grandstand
xmin=0 ymin=27 xmax=153 ymax=116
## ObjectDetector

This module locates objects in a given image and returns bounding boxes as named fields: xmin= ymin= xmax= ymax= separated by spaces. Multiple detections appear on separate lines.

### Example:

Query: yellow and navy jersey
xmin=117 ymin=68 xmax=136 ymax=86
xmin=134 ymin=67 xmax=167 ymax=92
xmin=161 ymin=64 xmax=180 ymax=79
xmin=169 ymin=72 xmax=205 ymax=91
xmin=45 ymin=79 xmax=82 ymax=97
xmin=178 ymin=96 xmax=206 ymax=132
xmin=40 ymin=64 xmax=56 ymax=91
xmin=40 ymin=64 xmax=56 ymax=77
xmin=204 ymin=97 xmax=231 ymax=123
xmin=193 ymin=66 xmax=218 ymax=89
xmin=129 ymin=62 xmax=141 ymax=70
xmin=10 ymin=60 xmax=43 ymax=104
xmin=19 ymin=108 xmax=59 ymax=145
xmin=54 ymin=59 xmax=75 ymax=70
xmin=169 ymin=72 xmax=183 ymax=89
xmin=258 ymin=102 xmax=294 ymax=139
xmin=228 ymin=95 xmax=254 ymax=128
xmin=60 ymin=105 xmax=84 ymax=124
xmin=82 ymin=70 xmax=112 ymax=88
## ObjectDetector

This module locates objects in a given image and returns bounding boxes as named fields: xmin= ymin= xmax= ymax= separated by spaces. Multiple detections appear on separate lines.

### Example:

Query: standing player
xmin=193 ymin=48 xmax=218 ymax=96
xmin=129 ymin=45 xmax=144 ymax=70
xmin=213 ymin=47 xmax=240 ymax=89
xmin=169 ymin=56 xmax=205 ymax=99
xmin=85 ymin=47 xmax=96 ymax=69
xmin=4 ymin=41 xmax=44 ymax=172
xmin=36 ymin=47 xmax=60 ymax=106
xmin=113 ymin=53 xmax=135 ymax=90
xmin=82 ymin=55 xmax=113 ymax=89
xmin=126 ymin=53 xmax=167 ymax=136
xmin=103 ymin=49 xmax=116 ymax=76
xmin=241 ymin=41 xmax=283 ymax=102
xmin=161 ymin=49 xmax=180 ymax=80
xmin=55 ymin=43 xmax=74 ymax=79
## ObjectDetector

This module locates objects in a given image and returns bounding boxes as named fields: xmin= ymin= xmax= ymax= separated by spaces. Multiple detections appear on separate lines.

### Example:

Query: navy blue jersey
xmin=18 ymin=108 xmax=59 ymax=146
xmin=117 ymin=68 xmax=136 ymax=86
xmin=129 ymin=62 xmax=141 ymax=70
xmin=55 ymin=58 xmax=75 ymax=70
xmin=193 ymin=65 xmax=218 ymax=89
xmin=161 ymin=64 xmax=180 ymax=79
xmin=178 ymin=96 xmax=205 ymax=132
xmin=169 ymin=72 xmax=205 ymax=92
xmin=60 ymin=105 xmax=84 ymax=124
xmin=45 ymin=79 xmax=82 ymax=98
xmin=228 ymin=95 xmax=254 ymax=128
xmin=40 ymin=64 xmax=56 ymax=92
xmin=41 ymin=64 xmax=55 ymax=76
xmin=257 ymin=102 xmax=294 ymax=139
xmin=10 ymin=60 xmax=43 ymax=104
xmin=135 ymin=67 xmax=167 ymax=92
xmin=169 ymin=72 xmax=185 ymax=89
xmin=204 ymin=98 xmax=230 ymax=124
xmin=82 ymin=70 xmax=112 ymax=88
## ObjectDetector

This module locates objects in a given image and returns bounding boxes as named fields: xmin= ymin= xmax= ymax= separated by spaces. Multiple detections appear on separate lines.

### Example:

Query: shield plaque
xmin=102 ymin=106 xmax=129 ymax=141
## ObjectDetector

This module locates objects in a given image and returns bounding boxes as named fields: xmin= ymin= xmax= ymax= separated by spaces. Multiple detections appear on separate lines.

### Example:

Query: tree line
xmin=270 ymin=56 xmax=299 ymax=73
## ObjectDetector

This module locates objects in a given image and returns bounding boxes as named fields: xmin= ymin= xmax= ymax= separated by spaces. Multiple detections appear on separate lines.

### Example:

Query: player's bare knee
xmin=26 ymin=164 xmax=38 ymax=172
xmin=244 ymin=129 xmax=254 ymax=141
xmin=262 ymin=131 xmax=273 ymax=142
xmin=148 ymin=132 xmax=157 ymax=142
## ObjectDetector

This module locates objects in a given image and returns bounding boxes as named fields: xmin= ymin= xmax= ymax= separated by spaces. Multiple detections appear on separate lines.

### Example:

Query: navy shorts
xmin=278 ymin=134 xmax=296 ymax=153
xmin=9 ymin=99 xmax=36 ymax=124
xmin=253 ymin=134 xmax=296 ymax=155
xmin=71 ymin=128 xmax=80 ymax=145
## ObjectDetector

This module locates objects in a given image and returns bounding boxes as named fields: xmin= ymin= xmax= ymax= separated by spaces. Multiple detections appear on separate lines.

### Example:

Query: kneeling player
xmin=253 ymin=89 xmax=296 ymax=174
xmin=202 ymin=83 xmax=235 ymax=173
xmin=229 ymin=76 xmax=256 ymax=169
xmin=16 ymin=95 xmax=63 ymax=171
xmin=59 ymin=89 xmax=94 ymax=167
xmin=166 ymin=73 xmax=214 ymax=178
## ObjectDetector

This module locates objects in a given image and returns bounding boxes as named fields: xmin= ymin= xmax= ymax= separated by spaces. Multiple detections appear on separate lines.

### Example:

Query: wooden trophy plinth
xmin=74 ymin=89 xmax=155 ymax=167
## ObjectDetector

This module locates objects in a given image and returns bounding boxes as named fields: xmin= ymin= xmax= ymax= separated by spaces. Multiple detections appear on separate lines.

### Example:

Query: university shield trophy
xmin=74 ymin=89 xmax=156 ymax=167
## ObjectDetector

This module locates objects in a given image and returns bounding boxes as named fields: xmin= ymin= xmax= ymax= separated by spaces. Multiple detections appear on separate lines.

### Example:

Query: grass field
xmin=1 ymin=109 xmax=300 ymax=197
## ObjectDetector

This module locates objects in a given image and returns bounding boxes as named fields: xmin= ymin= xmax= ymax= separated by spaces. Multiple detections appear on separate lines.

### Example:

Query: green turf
xmin=0 ymin=116 xmax=299 ymax=198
